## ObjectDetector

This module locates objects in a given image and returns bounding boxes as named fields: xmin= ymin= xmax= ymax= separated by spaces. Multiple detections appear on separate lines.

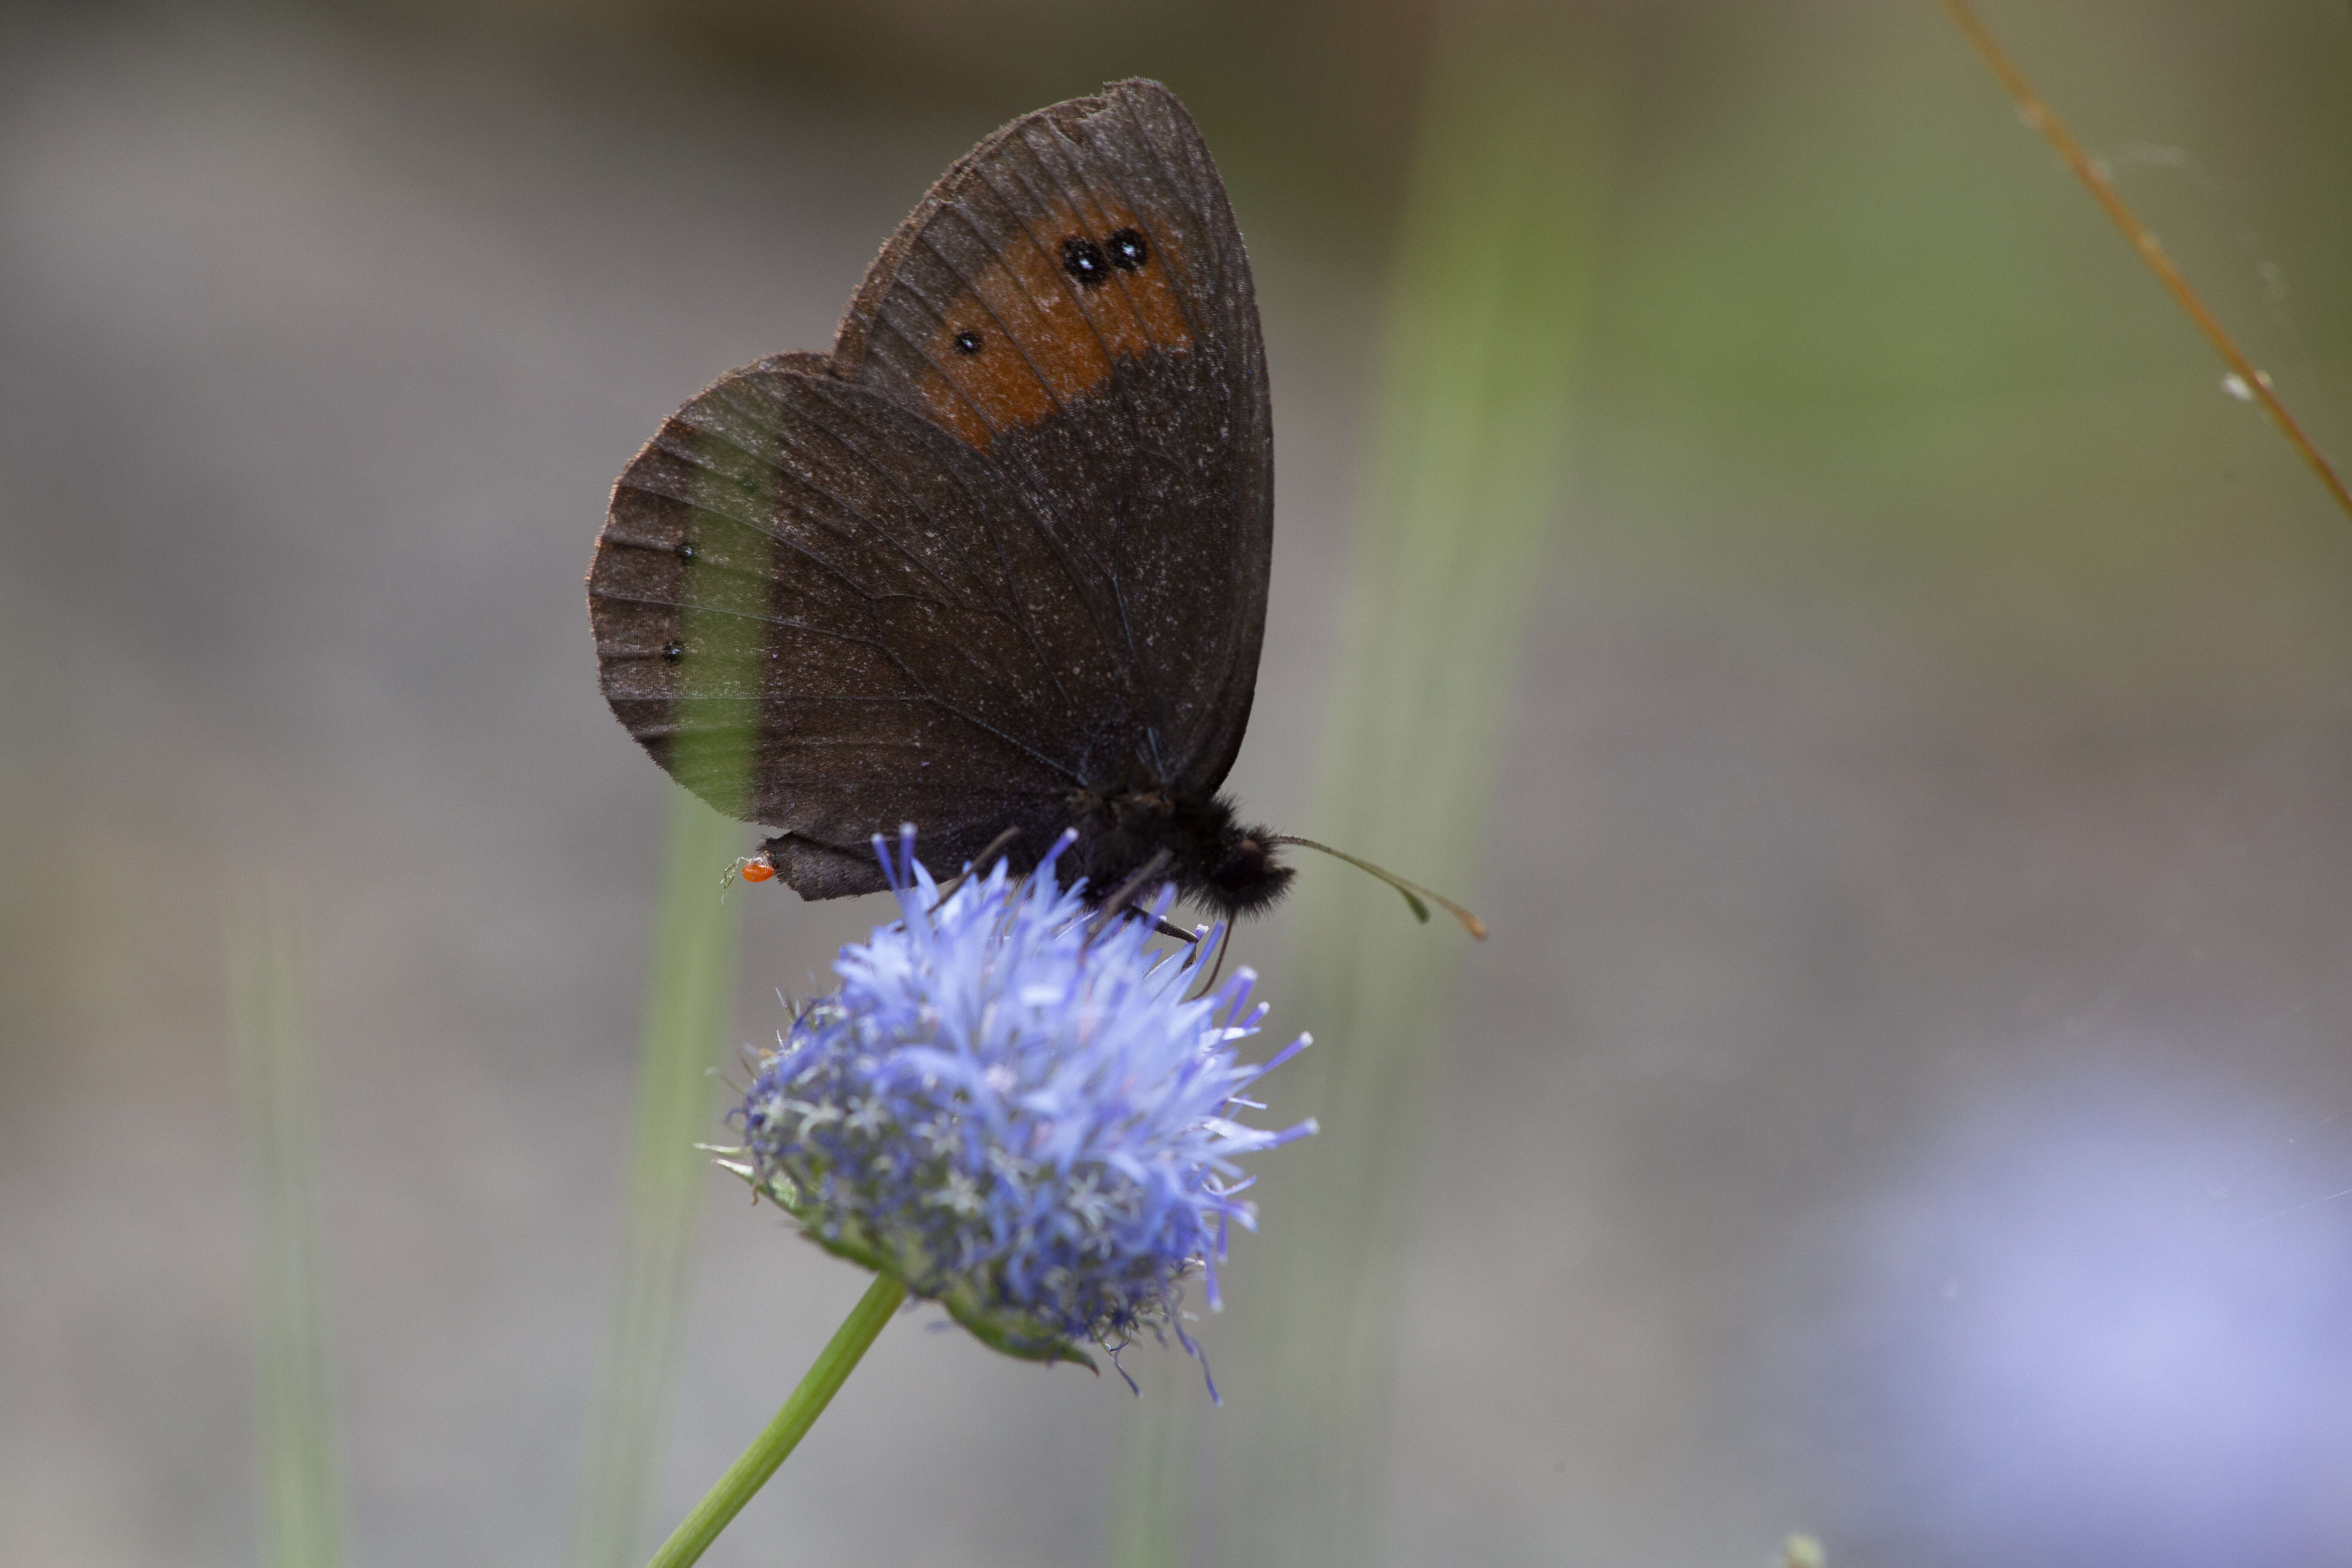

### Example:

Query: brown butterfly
xmin=588 ymin=80 xmax=1479 ymax=937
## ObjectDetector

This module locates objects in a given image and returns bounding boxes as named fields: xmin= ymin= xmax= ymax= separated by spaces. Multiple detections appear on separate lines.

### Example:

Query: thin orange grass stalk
xmin=1935 ymin=0 xmax=2352 ymax=525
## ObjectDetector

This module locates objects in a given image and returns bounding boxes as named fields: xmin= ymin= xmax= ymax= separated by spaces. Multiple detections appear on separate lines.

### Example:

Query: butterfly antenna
xmin=1265 ymin=836 xmax=1488 ymax=940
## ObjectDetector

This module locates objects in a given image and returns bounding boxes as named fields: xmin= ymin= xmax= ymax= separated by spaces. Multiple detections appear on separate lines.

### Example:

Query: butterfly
xmin=588 ymin=80 xmax=1479 ymax=938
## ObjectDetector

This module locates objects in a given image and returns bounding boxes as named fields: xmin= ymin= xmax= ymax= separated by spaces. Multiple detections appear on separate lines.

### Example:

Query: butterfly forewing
xmin=831 ymin=80 xmax=1271 ymax=795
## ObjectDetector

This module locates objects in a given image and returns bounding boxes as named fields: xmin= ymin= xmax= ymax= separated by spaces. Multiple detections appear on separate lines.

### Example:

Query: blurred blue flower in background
xmin=1828 ymin=1066 xmax=2352 ymax=1567
xmin=729 ymin=828 xmax=1315 ymax=1391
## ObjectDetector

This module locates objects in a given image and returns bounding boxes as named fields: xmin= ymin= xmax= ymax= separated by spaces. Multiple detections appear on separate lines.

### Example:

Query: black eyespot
xmin=675 ymin=540 xmax=696 ymax=562
xmin=952 ymin=329 xmax=983 ymax=355
xmin=1107 ymin=227 xmax=1147 ymax=271
xmin=1061 ymin=236 xmax=1109 ymax=288
xmin=661 ymin=641 xmax=684 ymax=663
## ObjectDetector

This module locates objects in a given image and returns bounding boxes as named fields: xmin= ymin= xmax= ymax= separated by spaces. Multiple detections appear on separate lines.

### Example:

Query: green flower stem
xmin=644 ymin=1272 xmax=906 ymax=1568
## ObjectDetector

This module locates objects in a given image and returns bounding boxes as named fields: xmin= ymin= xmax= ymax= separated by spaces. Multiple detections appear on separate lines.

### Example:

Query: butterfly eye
xmin=1060 ymin=236 xmax=1110 ymax=288
xmin=1210 ymin=836 xmax=1268 ymax=891
xmin=952 ymin=329 xmax=983 ymax=354
xmin=1107 ymin=227 xmax=1147 ymax=270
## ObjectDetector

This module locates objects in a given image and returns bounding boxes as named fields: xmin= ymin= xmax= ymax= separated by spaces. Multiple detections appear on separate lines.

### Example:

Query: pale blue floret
xmin=732 ymin=827 xmax=1315 ymax=1390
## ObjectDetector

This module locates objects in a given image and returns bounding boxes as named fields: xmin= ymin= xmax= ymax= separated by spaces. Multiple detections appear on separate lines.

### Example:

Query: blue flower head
xmin=727 ymin=827 xmax=1315 ymax=1391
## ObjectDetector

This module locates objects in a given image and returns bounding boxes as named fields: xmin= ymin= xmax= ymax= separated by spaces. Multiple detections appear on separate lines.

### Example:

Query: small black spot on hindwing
xmin=953 ymin=329 xmax=983 ymax=354
xmin=1107 ymin=227 xmax=1147 ymax=270
xmin=661 ymin=641 xmax=684 ymax=663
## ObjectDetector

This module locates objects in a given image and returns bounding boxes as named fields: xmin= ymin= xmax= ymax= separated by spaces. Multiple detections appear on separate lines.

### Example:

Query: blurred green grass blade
xmin=1106 ymin=1363 xmax=1200 ymax=1568
xmin=569 ymin=785 xmax=747 ymax=1568
xmin=229 ymin=885 xmax=345 ymax=1568
xmin=574 ymin=446 xmax=760 ymax=1568
xmin=1210 ymin=13 xmax=1617 ymax=1567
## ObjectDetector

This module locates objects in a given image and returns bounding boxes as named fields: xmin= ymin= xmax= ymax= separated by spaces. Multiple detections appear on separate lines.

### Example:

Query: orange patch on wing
xmin=1089 ymin=198 xmax=1194 ymax=353
xmin=917 ymin=200 xmax=1195 ymax=447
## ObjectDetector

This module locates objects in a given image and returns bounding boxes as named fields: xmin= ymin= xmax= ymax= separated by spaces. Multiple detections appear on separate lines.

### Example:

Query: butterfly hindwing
xmin=591 ymin=361 xmax=1108 ymax=888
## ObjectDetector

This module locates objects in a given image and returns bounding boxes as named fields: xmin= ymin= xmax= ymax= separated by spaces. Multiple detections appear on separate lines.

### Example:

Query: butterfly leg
xmin=1188 ymin=920 xmax=1234 ymax=1000
xmin=1085 ymin=850 xmax=1173 ymax=943
xmin=1128 ymin=910 xmax=1200 ymax=943
xmin=925 ymin=826 xmax=1027 ymax=915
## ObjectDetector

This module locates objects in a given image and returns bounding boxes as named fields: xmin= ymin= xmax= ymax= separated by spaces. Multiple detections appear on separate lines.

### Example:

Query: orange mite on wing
xmin=740 ymin=857 xmax=777 ymax=883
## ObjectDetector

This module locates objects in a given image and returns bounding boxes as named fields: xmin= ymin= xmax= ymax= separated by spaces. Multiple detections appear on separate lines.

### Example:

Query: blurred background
xmin=5 ymin=1 xmax=2352 ymax=1565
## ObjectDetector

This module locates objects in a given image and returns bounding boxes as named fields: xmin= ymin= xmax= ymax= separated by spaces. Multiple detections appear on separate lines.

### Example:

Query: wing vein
xmin=776 ymin=375 xmax=1089 ymax=727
